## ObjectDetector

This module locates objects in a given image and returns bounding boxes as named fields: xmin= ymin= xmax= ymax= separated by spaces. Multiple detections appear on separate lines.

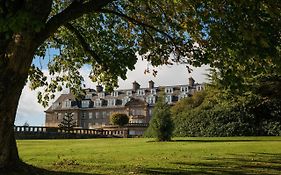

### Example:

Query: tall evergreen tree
xmin=58 ymin=113 xmax=76 ymax=133
xmin=147 ymin=94 xmax=174 ymax=141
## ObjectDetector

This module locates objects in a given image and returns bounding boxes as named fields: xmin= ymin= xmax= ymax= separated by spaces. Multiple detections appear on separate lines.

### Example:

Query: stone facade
xmin=45 ymin=78 xmax=205 ymax=130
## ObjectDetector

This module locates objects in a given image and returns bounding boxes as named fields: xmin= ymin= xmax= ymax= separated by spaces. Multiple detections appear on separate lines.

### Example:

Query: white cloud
xmin=117 ymin=59 xmax=209 ymax=89
xmin=15 ymin=86 xmax=46 ymax=126
xmin=15 ymin=59 xmax=209 ymax=126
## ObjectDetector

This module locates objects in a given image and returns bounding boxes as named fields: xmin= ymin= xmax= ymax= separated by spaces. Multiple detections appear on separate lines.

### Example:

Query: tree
xmin=0 ymin=0 xmax=279 ymax=170
xmin=193 ymin=1 xmax=281 ymax=92
xmin=110 ymin=113 xmax=129 ymax=127
xmin=146 ymin=94 xmax=174 ymax=141
xmin=0 ymin=1 xmax=202 ymax=169
xmin=58 ymin=112 xmax=76 ymax=133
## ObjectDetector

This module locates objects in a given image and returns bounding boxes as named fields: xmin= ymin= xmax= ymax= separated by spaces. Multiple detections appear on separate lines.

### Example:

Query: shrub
xmin=145 ymin=94 xmax=174 ymax=141
xmin=110 ymin=113 xmax=129 ymax=126
xmin=172 ymin=88 xmax=281 ymax=137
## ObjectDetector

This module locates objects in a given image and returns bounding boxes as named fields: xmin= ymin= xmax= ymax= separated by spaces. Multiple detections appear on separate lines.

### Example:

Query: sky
xmin=15 ymin=58 xmax=209 ymax=126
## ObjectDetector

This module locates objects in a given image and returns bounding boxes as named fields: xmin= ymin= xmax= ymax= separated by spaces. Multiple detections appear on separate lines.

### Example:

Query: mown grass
xmin=16 ymin=137 xmax=281 ymax=174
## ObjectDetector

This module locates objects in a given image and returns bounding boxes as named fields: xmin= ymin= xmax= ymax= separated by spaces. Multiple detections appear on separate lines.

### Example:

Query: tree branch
xmin=38 ymin=0 xmax=115 ymax=44
xmin=98 ymin=9 xmax=176 ymax=45
xmin=63 ymin=23 xmax=102 ymax=65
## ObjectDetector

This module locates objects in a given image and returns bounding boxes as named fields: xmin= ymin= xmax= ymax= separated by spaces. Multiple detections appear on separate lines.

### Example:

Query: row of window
xmin=61 ymin=93 xmax=190 ymax=109
xmin=83 ymin=86 xmax=192 ymax=100
xmin=81 ymin=111 xmax=108 ymax=119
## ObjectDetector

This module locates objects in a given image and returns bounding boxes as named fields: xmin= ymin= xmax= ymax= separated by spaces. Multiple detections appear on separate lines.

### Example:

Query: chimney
xmin=96 ymin=85 xmax=103 ymax=93
xmin=132 ymin=81 xmax=140 ymax=91
xmin=148 ymin=80 xmax=154 ymax=89
xmin=188 ymin=77 xmax=195 ymax=87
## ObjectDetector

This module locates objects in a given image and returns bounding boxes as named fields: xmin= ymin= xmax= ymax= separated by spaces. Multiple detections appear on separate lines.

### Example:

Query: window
xmin=111 ymin=91 xmax=119 ymax=97
xmin=96 ymin=112 xmax=100 ymax=119
xmin=102 ymin=111 xmax=107 ymax=118
xmin=98 ymin=93 xmax=105 ymax=98
xmin=131 ymin=109 xmax=144 ymax=116
xmin=148 ymin=109 xmax=153 ymax=116
xmin=151 ymin=89 xmax=157 ymax=95
xmin=137 ymin=89 xmax=145 ymax=96
xmin=146 ymin=96 xmax=156 ymax=104
xmin=82 ymin=112 xmax=86 ymax=119
xmin=89 ymin=112 xmax=93 ymax=119
xmin=94 ymin=99 xmax=102 ymax=107
xmin=180 ymin=86 xmax=189 ymax=92
xmin=107 ymin=99 xmax=116 ymax=106
xmin=197 ymin=85 xmax=203 ymax=91
xmin=165 ymin=95 xmax=172 ymax=104
xmin=165 ymin=87 xmax=173 ymax=94
xmin=62 ymin=99 xmax=71 ymax=108
xmin=81 ymin=100 xmax=90 ymax=108
xmin=126 ymin=91 xmax=132 ymax=96
xmin=57 ymin=113 xmax=62 ymax=120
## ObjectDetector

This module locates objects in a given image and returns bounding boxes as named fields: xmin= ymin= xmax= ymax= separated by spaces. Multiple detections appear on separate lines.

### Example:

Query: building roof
xmin=46 ymin=79 xmax=205 ymax=113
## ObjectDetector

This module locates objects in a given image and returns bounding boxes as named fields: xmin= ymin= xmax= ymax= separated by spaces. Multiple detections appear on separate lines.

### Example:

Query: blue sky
xmin=15 ymin=57 xmax=209 ymax=126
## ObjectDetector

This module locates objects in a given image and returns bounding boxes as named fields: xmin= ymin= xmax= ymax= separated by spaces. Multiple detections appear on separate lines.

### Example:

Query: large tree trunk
xmin=0 ymin=33 xmax=36 ymax=170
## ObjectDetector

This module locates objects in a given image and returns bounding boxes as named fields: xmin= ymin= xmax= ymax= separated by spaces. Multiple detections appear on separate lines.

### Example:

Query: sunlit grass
xmin=17 ymin=137 xmax=281 ymax=174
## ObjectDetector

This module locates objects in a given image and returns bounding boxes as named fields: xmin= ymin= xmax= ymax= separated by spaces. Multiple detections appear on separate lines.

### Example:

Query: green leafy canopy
xmin=25 ymin=0 xmax=207 ymax=107
xmin=1 ymin=1 xmax=278 ymax=106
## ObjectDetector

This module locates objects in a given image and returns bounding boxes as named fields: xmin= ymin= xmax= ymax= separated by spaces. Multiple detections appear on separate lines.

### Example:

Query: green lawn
xmin=16 ymin=137 xmax=281 ymax=175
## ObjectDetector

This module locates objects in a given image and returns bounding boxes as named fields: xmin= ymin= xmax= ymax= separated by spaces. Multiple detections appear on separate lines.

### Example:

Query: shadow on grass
xmin=172 ymin=139 xmax=281 ymax=143
xmin=1 ymin=162 xmax=101 ymax=175
xmin=140 ymin=152 xmax=281 ymax=175
xmin=146 ymin=137 xmax=281 ymax=143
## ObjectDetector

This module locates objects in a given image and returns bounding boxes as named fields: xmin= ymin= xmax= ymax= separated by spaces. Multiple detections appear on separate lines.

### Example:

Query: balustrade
xmin=14 ymin=126 xmax=128 ymax=137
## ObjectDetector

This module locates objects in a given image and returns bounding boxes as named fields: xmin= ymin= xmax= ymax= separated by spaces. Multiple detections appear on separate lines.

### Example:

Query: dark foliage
xmin=145 ymin=94 xmax=174 ymax=141
xmin=172 ymin=88 xmax=281 ymax=137
xmin=110 ymin=113 xmax=129 ymax=126
xmin=58 ymin=113 xmax=76 ymax=133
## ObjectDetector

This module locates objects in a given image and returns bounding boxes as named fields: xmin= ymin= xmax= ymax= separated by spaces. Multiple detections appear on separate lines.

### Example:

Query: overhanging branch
xmin=98 ymin=8 xmax=185 ymax=60
xmin=63 ymin=23 xmax=102 ymax=65
xmin=98 ymin=9 xmax=176 ymax=45
xmin=38 ymin=0 xmax=115 ymax=44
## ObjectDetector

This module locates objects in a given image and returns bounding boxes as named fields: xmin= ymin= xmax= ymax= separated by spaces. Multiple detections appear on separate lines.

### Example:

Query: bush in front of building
xmin=110 ymin=113 xmax=129 ymax=127
xmin=145 ymin=94 xmax=174 ymax=141
xmin=172 ymin=87 xmax=281 ymax=137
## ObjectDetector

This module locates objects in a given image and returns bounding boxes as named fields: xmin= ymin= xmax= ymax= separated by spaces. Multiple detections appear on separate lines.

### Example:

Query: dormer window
xmin=126 ymin=91 xmax=132 ymax=96
xmin=180 ymin=86 xmax=189 ymax=93
xmin=111 ymin=91 xmax=119 ymax=97
xmin=151 ymin=89 xmax=157 ymax=95
xmin=197 ymin=85 xmax=203 ymax=91
xmin=165 ymin=87 xmax=174 ymax=94
xmin=98 ymin=92 xmax=105 ymax=98
xmin=81 ymin=100 xmax=90 ymax=108
xmin=62 ymin=99 xmax=71 ymax=108
xmin=137 ymin=89 xmax=145 ymax=96
xmin=107 ymin=99 xmax=116 ymax=106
